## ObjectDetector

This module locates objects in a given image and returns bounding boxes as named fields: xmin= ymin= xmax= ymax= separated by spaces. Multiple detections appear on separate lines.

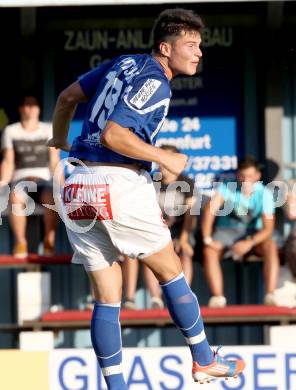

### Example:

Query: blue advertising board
xmin=49 ymin=346 xmax=296 ymax=390
xmin=157 ymin=116 xmax=237 ymax=190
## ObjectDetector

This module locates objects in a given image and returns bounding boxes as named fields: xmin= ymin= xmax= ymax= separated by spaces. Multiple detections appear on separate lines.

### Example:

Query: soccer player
xmin=48 ymin=8 xmax=245 ymax=388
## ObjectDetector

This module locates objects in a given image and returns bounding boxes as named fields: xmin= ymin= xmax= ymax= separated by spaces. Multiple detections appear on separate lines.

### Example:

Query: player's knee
xmin=95 ymin=294 xmax=122 ymax=305
xmin=156 ymin=266 xmax=183 ymax=284
xmin=92 ymin=286 xmax=122 ymax=304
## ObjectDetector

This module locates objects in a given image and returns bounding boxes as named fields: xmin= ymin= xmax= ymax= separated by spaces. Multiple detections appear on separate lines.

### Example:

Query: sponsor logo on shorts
xmin=130 ymin=79 xmax=162 ymax=109
xmin=63 ymin=184 xmax=113 ymax=220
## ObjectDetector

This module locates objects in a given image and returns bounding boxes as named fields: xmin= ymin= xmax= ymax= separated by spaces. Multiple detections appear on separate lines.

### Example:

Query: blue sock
xmin=91 ymin=301 xmax=128 ymax=390
xmin=161 ymin=273 xmax=214 ymax=366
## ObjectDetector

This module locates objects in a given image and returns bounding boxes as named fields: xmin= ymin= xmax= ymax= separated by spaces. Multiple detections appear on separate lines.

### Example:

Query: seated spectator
xmin=259 ymin=184 xmax=296 ymax=308
xmin=274 ymin=185 xmax=296 ymax=306
xmin=0 ymin=95 xmax=61 ymax=258
xmin=122 ymin=145 xmax=196 ymax=309
xmin=201 ymin=155 xmax=280 ymax=307
xmin=284 ymin=184 xmax=296 ymax=278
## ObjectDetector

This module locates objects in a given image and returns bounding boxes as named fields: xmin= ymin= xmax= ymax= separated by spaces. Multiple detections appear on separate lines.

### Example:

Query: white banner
xmin=49 ymin=346 xmax=296 ymax=390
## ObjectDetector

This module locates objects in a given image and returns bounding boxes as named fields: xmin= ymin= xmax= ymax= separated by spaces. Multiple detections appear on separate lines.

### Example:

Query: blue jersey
xmin=69 ymin=54 xmax=171 ymax=171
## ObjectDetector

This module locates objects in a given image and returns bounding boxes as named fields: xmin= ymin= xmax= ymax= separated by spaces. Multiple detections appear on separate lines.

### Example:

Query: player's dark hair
xmin=152 ymin=8 xmax=204 ymax=53
xmin=238 ymin=155 xmax=261 ymax=171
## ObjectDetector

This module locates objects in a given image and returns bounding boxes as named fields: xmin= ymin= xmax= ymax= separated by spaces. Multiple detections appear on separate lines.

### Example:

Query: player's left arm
xmin=47 ymin=81 xmax=88 ymax=151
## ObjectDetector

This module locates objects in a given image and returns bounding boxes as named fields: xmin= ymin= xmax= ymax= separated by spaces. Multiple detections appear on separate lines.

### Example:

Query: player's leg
xmin=110 ymin=168 xmax=244 ymax=382
xmin=87 ymin=262 xmax=122 ymax=303
xmin=61 ymin=166 xmax=128 ymax=389
xmin=121 ymin=255 xmax=139 ymax=309
xmin=87 ymin=263 xmax=128 ymax=390
xmin=67 ymin=225 xmax=127 ymax=390
xmin=65 ymin=222 xmax=127 ymax=389
xmin=140 ymin=240 xmax=245 ymax=383
xmin=143 ymin=264 xmax=164 ymax=308
xmin=141 ymin=241 xmax=213 ymax=363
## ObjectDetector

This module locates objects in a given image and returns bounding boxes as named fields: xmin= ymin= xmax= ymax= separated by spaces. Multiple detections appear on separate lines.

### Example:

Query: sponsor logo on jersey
xmin=85 ymin=130 xmax=102 ymax=146
xmin=130 ymin=79 xmax=162 ymax=109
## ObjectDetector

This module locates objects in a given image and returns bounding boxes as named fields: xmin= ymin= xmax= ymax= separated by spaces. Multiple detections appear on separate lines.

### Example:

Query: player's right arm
xmin=48 ymin=81 xmax=88 ymax=151
xmin=101 ymin=121 xmax=187 ymax=176
xmin=100 ymin=71 xmax=187 ymax=175
xmin=49 ymin=61 xmax=112 ymax=151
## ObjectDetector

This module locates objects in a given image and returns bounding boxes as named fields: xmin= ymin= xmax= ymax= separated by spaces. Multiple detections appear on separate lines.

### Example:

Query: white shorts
xmin=61 ymin=165 xmax=171 ymax=271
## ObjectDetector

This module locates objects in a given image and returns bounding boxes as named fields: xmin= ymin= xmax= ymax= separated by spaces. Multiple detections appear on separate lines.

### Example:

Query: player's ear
xmin=159 ymin=41 xmax=172 ymax=57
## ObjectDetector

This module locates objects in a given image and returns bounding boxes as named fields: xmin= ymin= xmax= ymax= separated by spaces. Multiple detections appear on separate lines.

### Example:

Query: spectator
xmin=257 ymin=184 xmax=296 ymax=308
xmin=0 ymin=95 xmax=61 ymax=258
xmin=285 ymin=186 xmax=296 ymax=275
xmin=201 ymin=155 xmax=280 ymax=307
xmin=123 ymin=145 xmax=196 ymax=309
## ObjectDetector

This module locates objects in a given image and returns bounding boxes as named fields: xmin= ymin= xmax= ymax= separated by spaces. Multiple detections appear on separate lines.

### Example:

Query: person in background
xmin=123 ymin=144 xmax=196 ymax=310
xmin=202 ymin=155 xmax=280 ymax=307
xmin=274 ymin=185 xmax=296 ymax=307
xmin=259 ymin=181 xmax=296 ymax=308
xmin=0 ymin=95 xmax=61 ymax=258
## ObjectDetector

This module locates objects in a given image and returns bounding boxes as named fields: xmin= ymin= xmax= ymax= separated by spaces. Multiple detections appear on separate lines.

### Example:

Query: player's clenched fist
xmin=161 ymin=151 xmax=188 ymax=176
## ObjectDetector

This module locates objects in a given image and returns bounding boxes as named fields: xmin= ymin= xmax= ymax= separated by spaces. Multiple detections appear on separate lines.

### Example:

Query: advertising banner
xmin=0 ymin=347 xmax=294 ymax=389
xmin=156 ymin=117 xmax=237 ymax=190
xmin=49 ymin=346 xmax=296 ymax=390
